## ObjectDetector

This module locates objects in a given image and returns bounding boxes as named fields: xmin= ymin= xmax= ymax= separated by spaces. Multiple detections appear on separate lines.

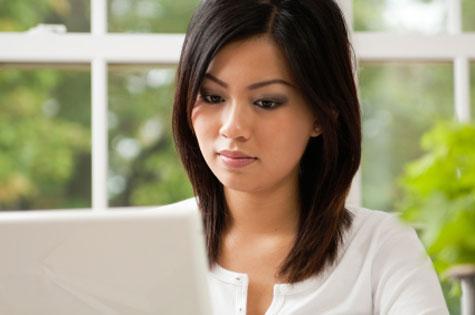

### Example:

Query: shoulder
xmin=344 ymin=206 xmax=449 ymax=314
xmin=344 ymin=206 xmax=448 ymax=314
xmin=344 ymin=204 xmax=416 ymax=250
xmin=346 ymin=204 xmax=405 ymax=229
xmin=339 ymin=204 xmax=428 ymax=268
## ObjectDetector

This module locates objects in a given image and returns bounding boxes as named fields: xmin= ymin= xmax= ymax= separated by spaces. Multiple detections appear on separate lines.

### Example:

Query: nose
xmin=219 ymin=100 xmax=252 ymax=141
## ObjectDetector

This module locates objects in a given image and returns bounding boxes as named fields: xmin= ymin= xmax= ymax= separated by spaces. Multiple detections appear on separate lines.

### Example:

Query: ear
xmin=310 ymin=121 xmax=322 ymax=137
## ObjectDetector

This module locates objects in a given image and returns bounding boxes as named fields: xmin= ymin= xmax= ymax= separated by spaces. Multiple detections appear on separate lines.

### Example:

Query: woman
xmin=172 ymin=0 xmax=449 ymax=314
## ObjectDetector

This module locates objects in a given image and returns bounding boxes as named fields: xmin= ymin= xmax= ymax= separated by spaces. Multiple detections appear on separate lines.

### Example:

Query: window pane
xmin=462 ymin=0 xmax=475 ymax=32
xmin=354 ymin=0 xmax=448 ymax=34
xmin=0 ymin=65 xmax=91 ymax=210
xmin=0 ymin=0 xmax=90 ymax=32
xmin=358 ymin=62 xmax=453 ymax=212
xmin=108 ymin=65 xmax=192 ymax=207
xmin=108 ymin=0 xmax=200 ymax=33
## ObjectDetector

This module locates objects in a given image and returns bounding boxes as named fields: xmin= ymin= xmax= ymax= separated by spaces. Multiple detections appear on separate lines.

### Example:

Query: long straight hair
xmin=172 ymin=0 xmax=361 ymax=283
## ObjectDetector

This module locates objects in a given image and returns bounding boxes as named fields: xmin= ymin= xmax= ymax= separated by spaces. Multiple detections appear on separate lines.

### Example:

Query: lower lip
xmin=218 ymin=154 xmax=257 ymax=168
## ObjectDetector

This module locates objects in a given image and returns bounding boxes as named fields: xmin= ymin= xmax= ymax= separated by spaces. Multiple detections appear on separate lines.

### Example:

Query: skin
xmin=191 ymin=35 xmax=321 ymax=315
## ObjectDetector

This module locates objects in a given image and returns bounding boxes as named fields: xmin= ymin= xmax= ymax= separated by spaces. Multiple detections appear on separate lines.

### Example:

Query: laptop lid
xmin=0 ymin=199 xmax=211 ymax=315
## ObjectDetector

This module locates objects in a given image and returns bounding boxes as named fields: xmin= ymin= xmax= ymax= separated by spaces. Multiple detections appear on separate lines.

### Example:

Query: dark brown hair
xmin=172 ymin=0 xmax=361 ymax=283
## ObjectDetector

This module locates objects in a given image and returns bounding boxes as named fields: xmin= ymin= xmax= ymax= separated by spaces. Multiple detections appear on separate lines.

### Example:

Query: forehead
xmin=205 ymin=35 xmax=295 ymax=84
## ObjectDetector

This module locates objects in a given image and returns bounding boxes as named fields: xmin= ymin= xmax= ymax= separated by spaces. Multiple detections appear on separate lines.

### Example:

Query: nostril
xmin=219 ymin=104 xmax=252 ymax=140
xmin=219 ymin=126 xmax=249 ymax=141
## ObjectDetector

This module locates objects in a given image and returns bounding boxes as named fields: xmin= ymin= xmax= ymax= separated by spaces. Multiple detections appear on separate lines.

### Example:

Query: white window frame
xmin=0 ymin=0 xmax=472 ymax=211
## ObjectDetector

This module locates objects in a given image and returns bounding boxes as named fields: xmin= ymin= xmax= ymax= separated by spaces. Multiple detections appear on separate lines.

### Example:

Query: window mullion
xmin=448 ymin=0 xmax=471 ymax=122
xmin=92 ymin=0 xmax=107 ymax=35
xmin=92 ymin=59 xmax=108 ymax=211
xmin=337 ymin=0 xmax=353 ymax=29
xmin=336 ymin=0 xmax=362 ymax=207
xmin=91 ymin=0 xmax=108 ymax=211
xmin=455 ymin=58 xmax=471 ymax=122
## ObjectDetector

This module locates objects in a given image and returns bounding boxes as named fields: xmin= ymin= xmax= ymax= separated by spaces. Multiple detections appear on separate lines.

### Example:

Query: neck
xmin=223 ymin=178 xmax=300 ymax=238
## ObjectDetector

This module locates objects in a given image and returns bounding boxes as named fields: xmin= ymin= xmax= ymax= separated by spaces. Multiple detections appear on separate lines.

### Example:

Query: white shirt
xmin=206 ymin=206 xmax=449 ymax=315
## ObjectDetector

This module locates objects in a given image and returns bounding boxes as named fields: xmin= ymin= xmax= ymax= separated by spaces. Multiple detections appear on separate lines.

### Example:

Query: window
xmin=0 ymin=1 xmax=472 ymax=213
xmin=0 ymin=0 xmax=90 ymax=32
xmin=0 ymin=64 xmax=91 ymax=210
xmin=359 ymin=62 xmax=453 ymax=211
xmin=354 ymin=0 xmax=448 ymax=34
xmin=462 ymin=0 xmax=475 ymax=31
xmin=352 ymin=1 xmax=472 ymax=312
xmin=108 ymin=0 xmax=199 ymax=33
xmin=1 ymin=0 xmax=472 ymax=312
xmin=108 ymin=65 xmax=192 ymax=206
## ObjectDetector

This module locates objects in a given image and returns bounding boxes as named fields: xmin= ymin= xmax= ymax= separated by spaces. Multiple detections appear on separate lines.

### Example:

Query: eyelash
xmin=199 ymin=92 xmax=285 ymax=110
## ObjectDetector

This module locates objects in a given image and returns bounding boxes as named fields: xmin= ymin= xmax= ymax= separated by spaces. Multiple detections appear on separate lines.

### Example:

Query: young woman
xmin=172 ymin=0 xmax=449 ymax=314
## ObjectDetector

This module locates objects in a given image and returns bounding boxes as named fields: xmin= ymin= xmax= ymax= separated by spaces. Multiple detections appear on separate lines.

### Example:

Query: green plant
xmin=398 ymin=121 xmax=475 ymax=285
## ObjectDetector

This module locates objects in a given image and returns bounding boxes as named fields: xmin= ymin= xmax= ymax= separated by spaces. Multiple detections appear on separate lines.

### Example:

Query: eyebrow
xmin=204 ymin=73 xmax=295 ymax=90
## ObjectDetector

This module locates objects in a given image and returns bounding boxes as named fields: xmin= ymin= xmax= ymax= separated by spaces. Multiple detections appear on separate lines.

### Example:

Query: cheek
xmin=191 ymin=108 xmax=217 ymax=158
xmin=261 ymin=115 xmax=312 ymax=167
xmin=273 ymin=131 xmax=309 ymax=164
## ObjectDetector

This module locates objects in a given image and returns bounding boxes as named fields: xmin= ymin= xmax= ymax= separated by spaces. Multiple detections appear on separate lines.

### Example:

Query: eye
xmin=201 ymin=93 xmax=224 ymax=104
xmin=254 ymin=99 xmax=284 ymax=110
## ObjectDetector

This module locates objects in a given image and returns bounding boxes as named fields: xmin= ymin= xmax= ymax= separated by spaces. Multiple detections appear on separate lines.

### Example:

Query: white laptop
xmin=0 ymin=199 xmax=212 ymax=315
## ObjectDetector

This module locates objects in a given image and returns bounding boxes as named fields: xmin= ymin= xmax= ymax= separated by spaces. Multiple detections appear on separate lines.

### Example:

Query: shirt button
xmin=235 ymin=277 xmax=240 ymax=281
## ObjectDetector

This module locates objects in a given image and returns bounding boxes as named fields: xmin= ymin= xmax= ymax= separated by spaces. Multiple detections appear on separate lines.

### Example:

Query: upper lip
xmin=217 ymin=150 xmax=256 ymax=159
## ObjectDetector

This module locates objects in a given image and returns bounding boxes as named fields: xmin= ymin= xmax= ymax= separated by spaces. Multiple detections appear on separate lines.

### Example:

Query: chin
xmin=216 ymin=173 xmax=265 ymax=193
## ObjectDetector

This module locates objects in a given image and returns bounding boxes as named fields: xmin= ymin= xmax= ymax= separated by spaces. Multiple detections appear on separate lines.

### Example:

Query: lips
xmin=217 ymin=150 xmax=257 ymax=168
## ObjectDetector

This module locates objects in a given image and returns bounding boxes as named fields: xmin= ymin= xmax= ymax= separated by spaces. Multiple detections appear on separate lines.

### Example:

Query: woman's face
xmin=191 ymin=35 xmax=320 ymax=193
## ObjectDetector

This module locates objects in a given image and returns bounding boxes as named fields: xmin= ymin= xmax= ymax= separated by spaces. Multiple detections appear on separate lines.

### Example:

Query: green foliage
xmin=108 ymin=66 xmax=193 ymax=207
xmin=108 ymin=0 xmax=200 ymax=33
xmin=0 ymin=0 xmax=50 ymax=31
xmin=0 ymin=1 xmax=92 ymax=210
xmin=0 ymin=0 xmax=89 ymax=32
xmin=398 ymin=121 xmax=475 ymax=278
xmin=462 ymin=0 xmax=475 ymax=31
xmin=354 ymin=0 xmax=453 ymax=33
xmin=353 ymin=0 xmax=386 ymax=31
xmin=359 ymin=63 xmax=453 ymax=211
xmin=0 ymin=69 xmax=91 ymax=209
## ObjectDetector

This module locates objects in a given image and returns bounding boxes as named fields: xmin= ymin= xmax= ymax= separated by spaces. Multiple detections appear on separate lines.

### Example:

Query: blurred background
xmin=0 ymin=0 xmax=474 ymax=313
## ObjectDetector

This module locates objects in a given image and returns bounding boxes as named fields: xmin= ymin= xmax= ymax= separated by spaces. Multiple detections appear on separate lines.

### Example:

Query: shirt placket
xmin=235 ymin=275 xmax=248 ymax=315
xmin=265 ymin=285 xmax=286 ymax=315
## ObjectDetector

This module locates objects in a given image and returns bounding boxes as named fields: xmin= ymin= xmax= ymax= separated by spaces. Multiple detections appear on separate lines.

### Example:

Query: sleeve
xmin=371 ymin=215 xmax=449 ymax=315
